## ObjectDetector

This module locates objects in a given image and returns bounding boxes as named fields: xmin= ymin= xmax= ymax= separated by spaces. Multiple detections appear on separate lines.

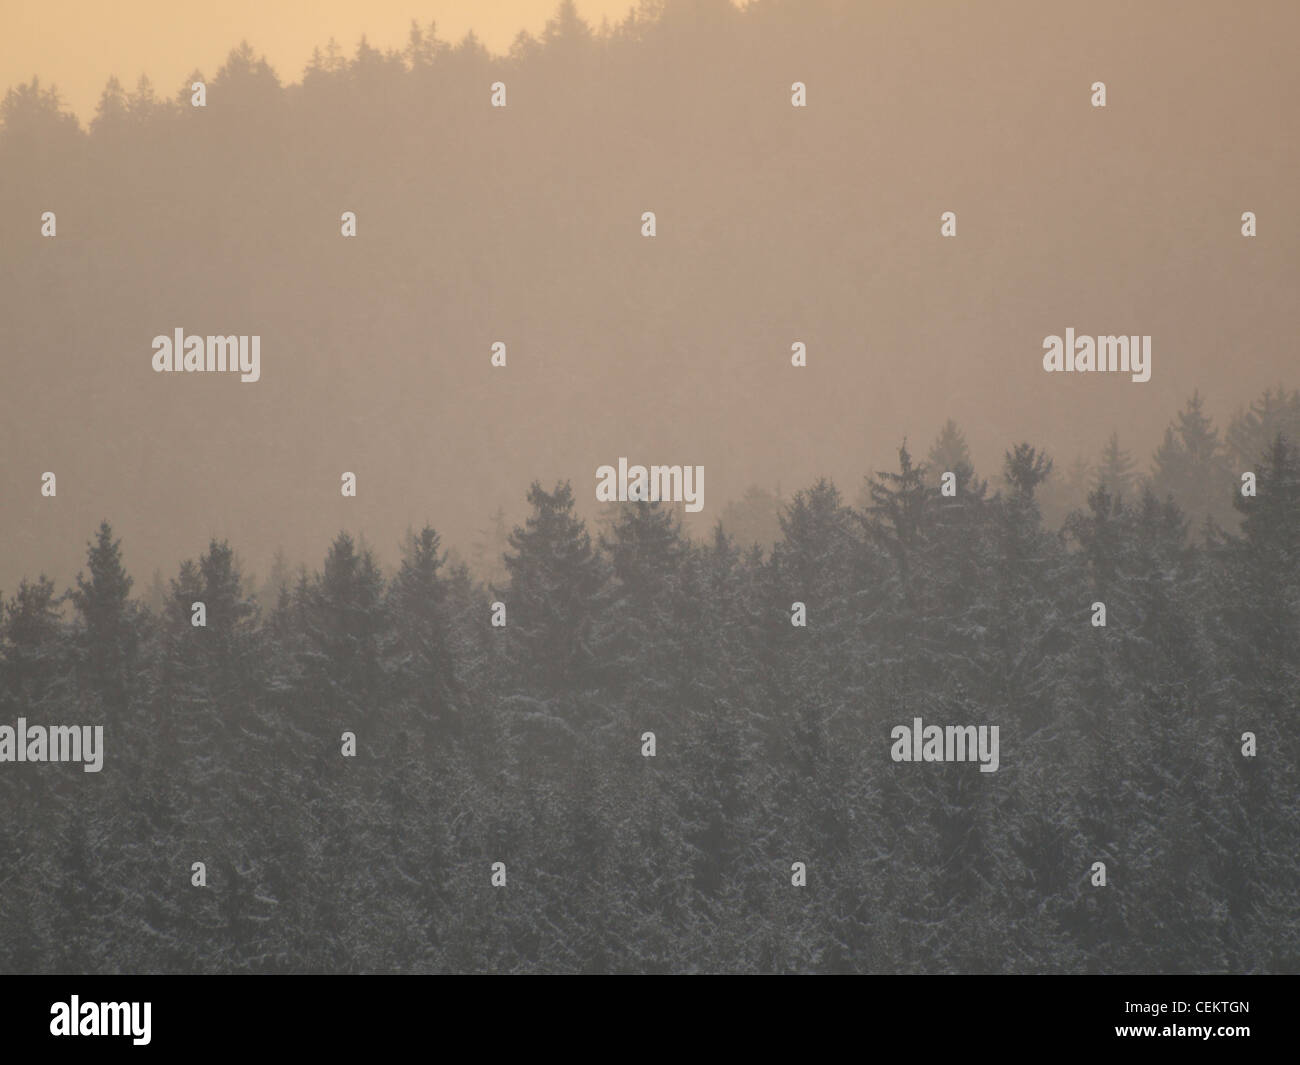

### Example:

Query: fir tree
xmin=1094 ymin=432 xmax=1137 ymax=501
xmin=69 ymin=521 xmax=138 ymax=713
xmin=1150 ymin=391 xmax=1233 ymax=536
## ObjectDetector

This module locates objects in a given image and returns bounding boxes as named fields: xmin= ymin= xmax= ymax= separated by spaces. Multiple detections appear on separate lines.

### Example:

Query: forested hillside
xmin=2 ymin=0 xmax=1297 ymax=974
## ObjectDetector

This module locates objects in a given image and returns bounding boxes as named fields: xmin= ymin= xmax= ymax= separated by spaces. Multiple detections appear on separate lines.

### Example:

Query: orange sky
xmin=4 ymin=0 xmax=643 ymax=123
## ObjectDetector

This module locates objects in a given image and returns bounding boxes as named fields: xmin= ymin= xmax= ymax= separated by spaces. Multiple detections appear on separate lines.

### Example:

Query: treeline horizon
xmin=7 ymin=383 xmax=1300 ymax=603
xmin=1 ymin=405 xmax=1297 ymax=972
xmin=6 ymin=1 xmax=735 ymax=128
xmin=4 ymin=0 xmax=1295 ymax=604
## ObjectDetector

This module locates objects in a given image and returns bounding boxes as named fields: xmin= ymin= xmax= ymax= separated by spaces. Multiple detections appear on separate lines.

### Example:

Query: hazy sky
xmin=4 ymin=0 xmax=641 ymax=122
xmin=3 ymin=0 xmax=1296 ymax=595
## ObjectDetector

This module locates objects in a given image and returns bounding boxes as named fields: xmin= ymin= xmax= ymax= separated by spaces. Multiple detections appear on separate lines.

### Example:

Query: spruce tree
xmin=1094 ymin=432 xmax=1137 ymax=501
xmin=69 ymin=520 xmax=138 ymax=714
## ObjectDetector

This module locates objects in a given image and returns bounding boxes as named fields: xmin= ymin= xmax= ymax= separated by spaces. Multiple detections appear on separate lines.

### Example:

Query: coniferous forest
xmin=2 ymin=1 xmax=1298 ymax=973
xmin=2 ymin=401 xmax=1298 ymax=972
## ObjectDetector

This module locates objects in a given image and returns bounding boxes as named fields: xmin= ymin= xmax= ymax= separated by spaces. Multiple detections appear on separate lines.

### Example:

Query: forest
xmin=1 ymin=391 xmax=1297 ymax=972
xmin=1 ymin=0 xmax=1297 ymax=972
